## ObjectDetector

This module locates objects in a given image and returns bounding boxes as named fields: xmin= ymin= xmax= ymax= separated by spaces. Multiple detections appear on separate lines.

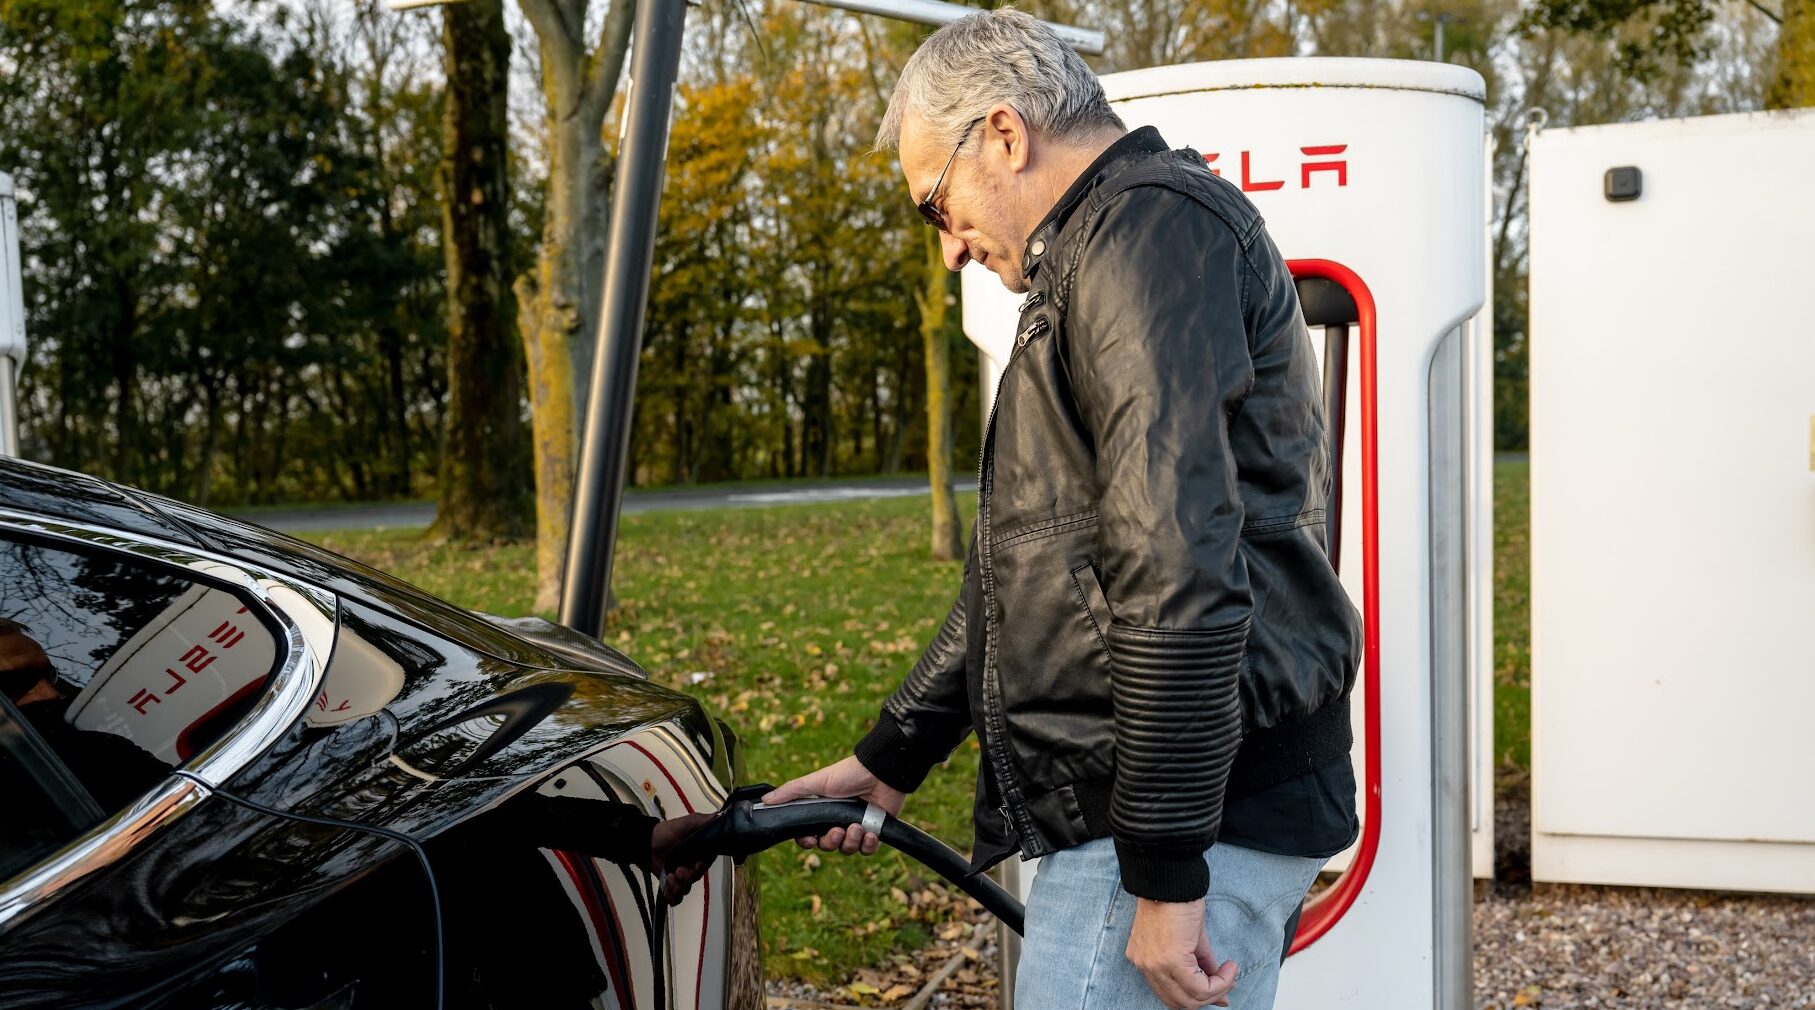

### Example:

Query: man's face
xmin=0 ymin=624 xmax=58 ymax=705
xmin=899 ymin=108 xmax=1037 ymax=293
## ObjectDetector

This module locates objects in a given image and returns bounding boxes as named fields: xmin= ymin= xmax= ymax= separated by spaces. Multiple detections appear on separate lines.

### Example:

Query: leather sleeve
xmin=1066 ymin=186 xmax=1258 ymax=901
xmin=853 ymin=526 xmax=977 ymax=793
xmin=445 ymin=793 xmax=659 ymax=870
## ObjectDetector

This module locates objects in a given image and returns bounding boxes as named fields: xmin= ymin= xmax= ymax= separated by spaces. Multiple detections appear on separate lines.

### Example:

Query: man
xmin=1 ymin=616 xmax=172 ymax=810
xmin=765 ymin=10 xmax=1362 ymax=1009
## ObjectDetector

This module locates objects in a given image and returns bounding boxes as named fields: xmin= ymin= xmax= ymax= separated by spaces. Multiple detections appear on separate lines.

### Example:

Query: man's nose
xmin=940 ymin=232 xmax=970 ymax=272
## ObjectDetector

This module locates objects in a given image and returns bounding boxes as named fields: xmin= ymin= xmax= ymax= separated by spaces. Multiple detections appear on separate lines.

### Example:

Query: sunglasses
xmin=916 ymin=116 xmax=986 ymax=233
xmin=1 ymin=660 xmax=57 ymax=702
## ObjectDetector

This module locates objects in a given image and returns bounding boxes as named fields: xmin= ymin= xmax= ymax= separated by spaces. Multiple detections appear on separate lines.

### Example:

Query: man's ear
xmin=983 ymin=104 xmax=1031 ymax=174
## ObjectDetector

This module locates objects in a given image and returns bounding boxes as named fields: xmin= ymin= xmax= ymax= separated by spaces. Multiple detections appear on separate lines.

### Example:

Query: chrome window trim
xmin=0 ymin=777 xmax=209 ymax=930
xmin=0 ymin=508 xmax=335 ymax=931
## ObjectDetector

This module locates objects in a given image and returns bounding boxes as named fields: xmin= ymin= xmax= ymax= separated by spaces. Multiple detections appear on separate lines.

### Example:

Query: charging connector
xmin=666 ymin=783 xmax=1026 ymax=935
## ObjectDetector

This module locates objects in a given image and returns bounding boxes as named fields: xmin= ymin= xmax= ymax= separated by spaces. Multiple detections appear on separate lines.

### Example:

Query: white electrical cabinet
xmin=1528 ymin=108 xmax=1815 ymax=894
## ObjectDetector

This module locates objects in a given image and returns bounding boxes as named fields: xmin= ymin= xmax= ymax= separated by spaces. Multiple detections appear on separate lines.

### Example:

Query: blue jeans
xmin=1015 ymin=838 xmax=1324 ymax=1010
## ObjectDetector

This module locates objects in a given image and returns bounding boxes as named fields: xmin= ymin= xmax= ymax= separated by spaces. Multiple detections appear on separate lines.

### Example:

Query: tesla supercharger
xmin=962 ymin=59 xmax=1489 ymax=1008
xmin=0 ymin=172 xmax=23 ymax=458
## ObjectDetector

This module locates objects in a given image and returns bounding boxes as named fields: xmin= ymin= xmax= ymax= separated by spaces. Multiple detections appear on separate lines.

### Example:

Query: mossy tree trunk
xmin=516 ymin=0 xmax=635 ymax=612
xmin=1771 ymin=0 xmax=1815 ymax=109
xmin=432 ymin=0 xmax=530 ymax=541
xmin=916 ymin=228 xmax=964 ymax=562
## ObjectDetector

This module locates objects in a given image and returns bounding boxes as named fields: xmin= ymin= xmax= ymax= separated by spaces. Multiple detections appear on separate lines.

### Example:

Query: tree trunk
xmin=381 ymin=318 xmax=409 ymax=498
xmin=701 ymin=319 xmax=736 ymax=482
xmin=916 ymin=229 xmax=963 ymax=561
xmin=884 ymin=331 xmax=914 ymax=475
xmin=869 ymin=365 xmax=884 ymax=471
xmin=516 ymin=0 xmax=635 ymax=613
xmin=195 ymin=383 xmax=221 ymax=508
xmin=803 ymin=295 xmax=833 ymax=476
xmin=1771 ymin=0 xmax=1815 ymax=109
xmin=432 ymin=0 xmax=530 ymax=541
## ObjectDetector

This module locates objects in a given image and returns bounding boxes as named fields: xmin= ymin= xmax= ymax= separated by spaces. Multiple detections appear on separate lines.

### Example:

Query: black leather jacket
xmin=856 ymin=127 xmax=1362 ymax=901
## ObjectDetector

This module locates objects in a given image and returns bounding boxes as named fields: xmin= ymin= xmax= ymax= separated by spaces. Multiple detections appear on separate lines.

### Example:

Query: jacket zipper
xmin=975 ymin=295 xmax=1050 ymax=849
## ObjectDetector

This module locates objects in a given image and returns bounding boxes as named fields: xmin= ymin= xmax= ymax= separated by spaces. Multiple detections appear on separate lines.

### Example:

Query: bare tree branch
xmin=853 ymin=20 xmax=894 ymax=116
xmin=581 ymin=0 xmax=636 ymax=124
xmin=1742 ymin=0 xmax=1783 ymax=23
xmin=519 ymin=0 xmax=583 ymax=119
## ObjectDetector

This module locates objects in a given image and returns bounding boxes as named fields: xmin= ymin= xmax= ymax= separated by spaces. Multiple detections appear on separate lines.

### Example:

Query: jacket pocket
xmin=1069 ymin=562 xmax=1115 ymax=647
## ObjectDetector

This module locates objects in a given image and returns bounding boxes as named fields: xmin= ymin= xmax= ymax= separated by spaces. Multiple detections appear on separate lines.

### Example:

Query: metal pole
xmin=1321 ymin=323 xmax=1349 ymax=568
xmin=1434 ymin=16 xmax=1446 ymax=62
xmin=1 ymin=171 xmax=22 ymax=459
xmin=0 ymin=357 xmax=16 ymax=458
xmin=796 ymin=0 xmax=1105 ymax=54
xmin=558 ymin=0 xmax=689 ymax=637
xmin=1429 ymin=326 xmax=1473 ymax=1009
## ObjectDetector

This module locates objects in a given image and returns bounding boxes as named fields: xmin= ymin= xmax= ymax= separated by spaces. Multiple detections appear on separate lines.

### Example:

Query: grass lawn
xmin=301 ymin=459 xmax=1533 ymax=984
xmin=1493 ymin=458 xmax=1531 ymax=775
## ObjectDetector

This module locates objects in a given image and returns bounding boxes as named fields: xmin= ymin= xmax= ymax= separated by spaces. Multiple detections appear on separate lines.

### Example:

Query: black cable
xmin=666 ymin=790 xmax=1027 ymax=935
xmin=176 ymin=773 xmax=444 ymax=1010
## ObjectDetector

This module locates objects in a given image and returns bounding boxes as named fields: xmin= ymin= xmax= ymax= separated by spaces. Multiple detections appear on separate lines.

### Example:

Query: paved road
xmin=237 ymin=476 xmax=979 ymax=533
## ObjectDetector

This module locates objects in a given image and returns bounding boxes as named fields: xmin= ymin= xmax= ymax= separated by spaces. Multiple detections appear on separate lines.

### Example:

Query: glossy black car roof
xmin=0 ymin=455 xmax=203 ymax=545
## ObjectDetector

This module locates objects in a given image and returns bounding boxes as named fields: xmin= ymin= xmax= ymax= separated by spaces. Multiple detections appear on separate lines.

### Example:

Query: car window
xmin=0 ymin=533 xmax=283 ymax=871
xmin=141 ymin=493 xmax=588 ymax=671
xmin=0 ymin=697 xmax=104 ymax=881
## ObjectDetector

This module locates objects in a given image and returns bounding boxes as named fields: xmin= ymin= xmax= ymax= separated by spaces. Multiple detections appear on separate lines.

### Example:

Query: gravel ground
xmin=1474 ymin=881 xmax=1813 ymax=1009
xmin=769 ymin=784 xmax=1813 ymax=1009
xmin=1474 ymin=780 xmax=1813 ymax=1010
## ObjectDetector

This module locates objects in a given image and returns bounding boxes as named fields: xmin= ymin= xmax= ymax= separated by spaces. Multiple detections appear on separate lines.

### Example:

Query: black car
xmin=0 ymin=455 xmax=762 ymax=1009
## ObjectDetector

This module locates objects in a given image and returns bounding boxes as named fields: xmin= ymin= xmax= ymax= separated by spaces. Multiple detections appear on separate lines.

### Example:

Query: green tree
xmin=0 ymin=0 xmax=216 ymax=483
xmin=0 ymin=0 xmax=451 ymax=505
xmin=1524 ymin=0 xmax=1810 ymax=108
xmin=637 ymin=76 xmax=762 ymax=485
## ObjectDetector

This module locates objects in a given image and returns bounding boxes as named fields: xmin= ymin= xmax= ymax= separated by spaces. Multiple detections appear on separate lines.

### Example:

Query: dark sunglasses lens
xmin=1 ymin=663 xmax=52 ymax=700
xmin=917 ymin=201 xmax=945 ymax=231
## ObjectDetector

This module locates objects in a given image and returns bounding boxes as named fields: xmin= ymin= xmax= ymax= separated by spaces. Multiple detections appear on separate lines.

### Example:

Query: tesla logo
xmin=1202 ymin=145 xmax=1349 ymax=191
xmin=208 ymin=620 xmax=247 ymax=648
xmin=129 ymin=688 xmax=161 ymax=714
xmin=178 ymin=644 xmax=217 ymax=673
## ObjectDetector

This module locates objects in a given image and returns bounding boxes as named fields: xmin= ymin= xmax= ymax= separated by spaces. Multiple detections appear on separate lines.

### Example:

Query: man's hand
xmin=762 ymin=755 xmax=906 ymax=856
xmin=649 ymin=811 xmax=716 ymax=906
xmin=1126 ymin=897 xmax=1237 ymax=1009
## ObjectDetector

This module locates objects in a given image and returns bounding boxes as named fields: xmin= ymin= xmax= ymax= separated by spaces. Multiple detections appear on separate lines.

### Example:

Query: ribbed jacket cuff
xmin=1114 ymin=838 xmax=1211 ymax=901
xmin=853 ymin=710 xmax=938 ymax=794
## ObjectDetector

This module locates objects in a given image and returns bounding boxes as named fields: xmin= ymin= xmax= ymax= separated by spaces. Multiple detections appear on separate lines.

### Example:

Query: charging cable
xmin=666 ymin=783 xmax=1027 ymax=935
xmin=173 ymin=771 xmax=445 ymax=1010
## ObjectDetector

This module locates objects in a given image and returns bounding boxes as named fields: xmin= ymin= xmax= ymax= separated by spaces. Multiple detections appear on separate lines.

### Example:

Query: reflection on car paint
xmin=0 ymin=454 xmax=761 ymax=1009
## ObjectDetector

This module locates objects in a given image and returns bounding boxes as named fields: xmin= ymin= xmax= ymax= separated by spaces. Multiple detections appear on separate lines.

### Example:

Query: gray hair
xmin=875 ymin=8 xmax=1124 ymax=156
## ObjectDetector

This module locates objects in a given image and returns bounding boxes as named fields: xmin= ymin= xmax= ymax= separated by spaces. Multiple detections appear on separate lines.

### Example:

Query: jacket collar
xmin=1021 ymin=125 xmax=1170 ymax=281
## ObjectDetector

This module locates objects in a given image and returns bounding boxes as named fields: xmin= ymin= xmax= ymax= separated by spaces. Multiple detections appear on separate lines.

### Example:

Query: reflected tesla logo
xmin=1201 ymin=146 xmax=1350 ymax=192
